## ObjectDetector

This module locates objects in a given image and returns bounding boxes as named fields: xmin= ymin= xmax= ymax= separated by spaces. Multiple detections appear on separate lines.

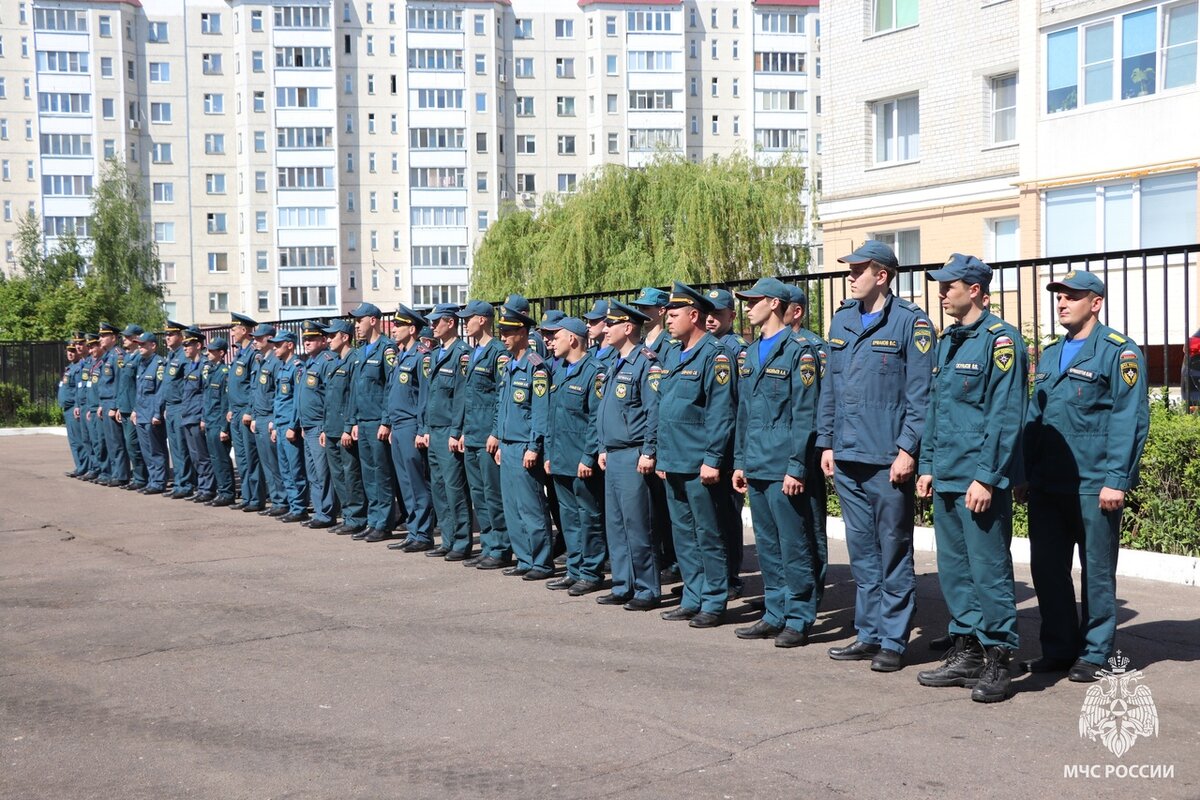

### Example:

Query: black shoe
xmin=972 ymin=647 xmax=1014 ymax=703
xmin=475 ymin=555 xmax=511 ymax=569
xmin=307 ymin=518 xmax=335 ymax=529
xmin=364 ymin=529 xmax=394 ymax=543
xmin=444 ymin=550 xmax=470 ymax=562
xmin=339 ymin=525 xmax=366 ymax=537
xmin=595 ymin=592 xmax=632 ymax=605
xmin=280 ymin=512 xmax=310 ymax=524
xmin=568 ymin=580 xmax=601 ymax=597
xmin=232 ymin=501 xmax=247 ymax=510
xmin=387 ymin=540 xmax=408 ymax=550
xmin=727 ymin=581 xmax=744 ymax=601
xmin=735 ymin=620 xmax=783 ymax=640
xmin=744 ymin=597 xmax=766 ymax=611
xmin=142 ymin=487 xmax=165 ymax=495
xmin=266 ymin=506 xmax=288 ymax=517
xmin=689 ymin=612 xmax=722 ymax=629
xmin=463 ymin=555 xmax=485 ymax=567
xmin=241 ymin=504 xmax=264 ymax=513
xmin=110 ymin=479 xmax=130 ymax=488
xmin=502 ymin=566 xmax=531 ymax=577
xmin=659 ymin=566 xmax=681 ymax=583
xmin=623 ymin=596 xmax=660 ymax=611
xmin=65 ymin=471 xmax=79 ymax=478
xmin=546 ymin=576 xmax=576 ymax=591
xmin=351 ymin=528 xmax=374 ymax=541
xmin=126 ymin=483 xmax=145 ymax=492
xmin=871 ymin=649 xmax=904 ymax=672
xmin=1068 ymin=659 xmax=1103 ymax=683
xmin=404 ymin=540 xmax=434 ymax=553
xmin=425 ymin=546 xmax=450 ymax=558
xmin=83 ymin=472 xmax=100 ymax=482
xmin=168 ymin=490 xmax=190 ymax=499
xmin=928 ymin=633 xmax=954 ymax=651
xmin=661 ymin=607 xmax=698 ymax=621
xmin=1021 ymin=656 xmax=1074 ymax=674
xmin=828 ymin=641 xmax=882 ymax=661
xmin=775 ymin=627 xmax=809 ymax=648
xmin=917 ymin=636 xmax=986 ymax=688
xmin=209 ymin=496 xmax=235 ymax=508
xmin=192 ymin=492 xmax=215 ymax=503
xmin=522 ymin=569 xmax=554 ymax=581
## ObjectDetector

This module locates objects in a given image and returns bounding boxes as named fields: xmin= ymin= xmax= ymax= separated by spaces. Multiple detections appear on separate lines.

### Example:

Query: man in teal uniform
xmin=417 ymin=303 xmax=473 ymax=557
xmin=583 ymin=300 xmax=619 ymax=369
xmin=117 ymin=325 xmax=147 ymax=490
xmin=543 ymin=317 xmax=607 ymax=595
xmin=161 ymin=320 xmax=195 ymax=498
xmin=84 ymin=333 xmax=109 ymax=483
xmin=179 ymin=329 xmax=216 ymax=503
xmin=131 ymin=332 xmax=168 ymax=494
xmin=455 ymin=300 xmax=511 ymax=567
xmin=1021 ymin=271 xmax=1150 ymax=683
xmin=270 ymin=330 xmax=310 ymax=523
xmin=227 ymin=313 xmax=264 ymax=512
xmin=201 ymin=338 xmax=236 ymax=506
xmin=384 ymin=306 xmax=436 ymax=550
xmin=96 ymin=322 xmax=129 ymax=487
xmin=504 ymin=293 xmax=548 ymax=357
xmin=494 ymin=306 xmax=555 ymax=580
xmin=250 ymin=323 xmax=287 ymax=516
xmin=61 ymin=341 xmax=86 ymax=477
xmin=915 ymin=255 xmax=1027 ymax=703
xmin=731 ymin=278 xmax=824 ymax=648
xmin=656 ymin=283 xmax=736 ymax=628
xmin=346 ymin=303 xmax=400 ymax=540
xmin=298 ymin=320 xmax=338 ymax=528
xmin=322 ymin=319 xmax=368 ymax=536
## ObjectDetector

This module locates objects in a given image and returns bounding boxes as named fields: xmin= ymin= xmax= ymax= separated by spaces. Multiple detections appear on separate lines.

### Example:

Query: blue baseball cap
xmin=734 ymin=278 xmax=792 ymax=302
xmin=788 ymin=285 xmax=809 ymax=308
xmin=704 ymin=288 xmax=735 ymax=311
xmin=269 ymin=330 xmax=297 ymax=344
xmin=543 ymin=316 xmax=588 ymax=338
xmin=630 ymin=287 xmax=670 ymax=308
xmin=85 ymin=332 xmax=100 ymax=343
xmin=136 ymin=331 xmax=157 ymax=345
xmin=582 ymin=299 xmax=610 ymax=321
xmin=1046 ymin=270 xmax=1106 ymax=298
xmin=539 ymin=309 xmax=567 ymax=329
xmin=504 ymin=293 xmax=532 ymax=314
xmin=927 ymin=253 xmax=993 ymax=289
xmin=419 ymin=326 xmax=435 ymax=340
xmin=394 ymin=304 xmax=429 ymax=328
xmin=665 ymin=282 xmax=716 ymax=314
xmin=207 ymin=337 xmax=229 ymax=352
xmin=838 ymin=240 xmax=900 ymax=271
xmin=427 ymin=303 xmax=461 ymax=321
xmin=349 ymin=302 xmax=382 ymax=318
xmin=121 ymin=324 xmax=145 ymax=337
xmin=323 ymin=319 xmax=354 ymax=336
xmin=607 ymin=300 xmax=650 ymax=325
xmin=457 ymin=299 xmax=495 ymax=319
xmin=231 ymin=312 xmax=258 ymax=327
xmin=251 ymin=323 xmax=277 ymax=338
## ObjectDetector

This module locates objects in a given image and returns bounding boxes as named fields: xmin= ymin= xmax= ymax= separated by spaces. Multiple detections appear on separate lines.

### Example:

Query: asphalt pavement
xmin=2 ymin=433 xmax=1197 ymax=800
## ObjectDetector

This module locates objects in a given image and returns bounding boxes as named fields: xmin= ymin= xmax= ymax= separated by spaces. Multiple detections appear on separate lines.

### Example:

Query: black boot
xmin=971 ymin=647 xmax=1013 ymax=703
xmin=916 ymin=635 xmax=985 ymax=688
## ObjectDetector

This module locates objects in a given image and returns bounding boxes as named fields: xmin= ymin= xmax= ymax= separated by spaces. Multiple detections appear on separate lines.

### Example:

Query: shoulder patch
xmin=384 ymin=347 xmax=398 ymax=367
xmin=989 ymin=322 xmax=1005 ymax=331
xmin=532 ymin=370 xmax=548 ymax=397
xmin=897 ymin=298 xmax=921 ymax=313
xmin=1106 ymin=331 xmax=1128 ymax=346
xmin=527 ymin=352 xmax=545 ymax=367
xmin=714 ymin=353 xmax=731 ymax=385
xmin=640 ymin=346 xmax=658 ymax=361
xmin=1120 ymin=357 xmax=1139 ymax=387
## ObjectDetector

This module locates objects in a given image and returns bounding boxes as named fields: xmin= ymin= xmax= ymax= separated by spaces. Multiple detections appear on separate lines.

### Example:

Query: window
xmin=515 ymin=57 xmax=534 ymax=78
xmin=1047 ymin=28 xmax=1079 ymax=112
xmin=256 ymin=252 xmax=269 ymax=274
xmin=987 ymin=218 xmax=1020 ymax=287
xmin=556 ymin=58 xmax=575 ymax=78
xmin=711 ymin=77 xmax=719 ymax=97
xmin=1164 ymin=3 xmax=1198 ymax=89
xmin=873 ymin=94 xmax=919 ymax=164
xmin=256 ymin=211 xmax=268 ymax=233
xmin=152 ymin=142 xmax=173 ymax=163
xmin=475 ymin=54 xmax=487 ymax=75
xmin=411 ymin=207 xmax=467 ymax=227
xmin=35 ymin=51 xmax=90 ymax=73
xmin=733 ymin=116 xmax=741 ymax=136
xmin=203 ymin=93 xmax=224 ymax=114
xmin=476 ymin=211 xmax=489 ymax=232
xmin=607 ymin=16 xmax=617 ymax=36
xmin=255 ymin=172 xmax=267 ymax=192
xmin=1122 ymin=8 xmax=1157 ymax=98
xmin=869 ymin=230 xmax=921 ymax=295
xmin=412 ymin=246 xmax=469 ymax=266
xmin=154 ymin=222 xmax=175 ymax=242
xmin=517 ymin=173 xmax=535 ymax=192
xmin=148 ymin=21 xmax=169 ymax=42
xmin=251 ymin=10 xmax=263 ymax=31
xmin=99 ymin=15 xmax=111 ymax=36
xmin=257 ymin=291 xmax=270 ymax=313
xmin=1045 ymin=172 xmax=1198 ymax=256
xmin=690 ymin=77 xmax=698 ymax=97
xmin=206 ymin=173 xmax=227 ymax=194
xmin=207 ymin=213 xmax=228 ymax=234
xmin=754 ymin=52 xmax=805 ymax=73
xmin=691 ymin=115 xmax=699 ymax=135
xmin=516 ymin=96 xmax=535 ymax=116
xmin=204 ymin=134 xmax=225 ymax=154
xmin=127 ymin=59 xmax=136 ymax=80
xmin=608 ymin=133 xmax=619 ymax=154
xmin=606 ymin=55 xmax=618 ymax=75
xmin=253 ymin=92 xmax=265 ymax=113
xmin=759 ymin=11 xmax=803 ymax=33
xmin=555 ymin=18 xmax=574 ymax=38
xmin=149 ymin=62 xmax=170 ymax=83
xmin=476 ymin=132 xmax=488 ymax=153
xmin=517 ymin=135 xmax=536 ymax=154
xmin=732 ymin=78 xmax=740 ymax=98
xmin=712 ymin=39 xmax=718 ymax=59
xmin=557 ymin=135 xmax=576 ymax=155
xmin=160 ymin=263 xmax=176 ymax=283
xmin=476 ymin=92 xmax=487 ymax=112
xmin=475 ymin=14 xmax=485 ymax=35
xmin=628 ymin=90 xmax=676 ymax=110
xmin=712 ymin=115 xmax=720 ymax=134
xmin=607 ymin=94 xmax=617 ymax=113
xmin=628 ymin=51 xmax=674 ymax=71
xmin=627 ymin=10 xmax=672 ymax=31
xmin=732 ymin=40 xmax=739 ymax=59
xmin=754 ymin=129 xmax=806 ymax=151
xmin=209 ymin=293 xmax=229 ymax=314
xmin=208 ymin=252 xmax=229 ymax=273
xmin=202 ymin=53 xmax=222 ymax=75
xmin=874 ymin=0 xmax=917 ymax=34
xmin=201 ymin=12 xmax=221 ymax=34
xmin=990 ymin=75 xmax=1017 ymax=144
xmin=557 ymin=96 xmax=576 ymax=116
xmin=409 ymin=167 xmax=465 ymax=188
xmin=557 ymin=174 xmax=578 ymax=193
xmin=515 ymin=18 xmax=532 ymax=38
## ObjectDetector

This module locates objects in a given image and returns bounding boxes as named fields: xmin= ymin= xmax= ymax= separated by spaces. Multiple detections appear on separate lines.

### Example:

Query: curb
xmin=0 ymin=426 xmax=67 ymax=437
xmin=740 ymin=507 xmax=1198 ymax=588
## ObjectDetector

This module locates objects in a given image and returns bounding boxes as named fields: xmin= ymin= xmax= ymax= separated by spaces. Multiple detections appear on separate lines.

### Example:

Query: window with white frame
xmin=872 ymin=94 xmax=919 ymax=164
xmin=874 ymin=0 xmax=917 ymax=34
xmin=869 ymin=230 xmax=921 ymax=295
xmin=990 ymin=74 xmax=1017 ymax=144
xmin=986 ymin=217 xmax=1020 ymax=288
xmin=1044 ymin=171 xmax=1197 ymax=256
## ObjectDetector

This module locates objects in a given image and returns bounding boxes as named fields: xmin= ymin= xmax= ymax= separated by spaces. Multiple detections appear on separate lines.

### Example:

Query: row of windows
xmin=754 ymin=52 xmax=805 ymax=74
xmin=409 ymin=127 xmax=465 ymax=150
xmin=407 ymin=8 xmax=462 ymax=32
xmin=278 ymin=167 xmax=334 ymax=189
xmin=754 ymin=128 xmax=807 ymax=151
xmin=410 ymin=207 xmax=467 ymax=227
xmin=629 ymin=128 xmax=682 ymax=151
xmin=628 ymin=51 xmax=676 ymax=72
xmin=410 ymin=167 xmax=464 ymax=189
xmin=276 ymin=7 xmax=330 ymax=30
xmin=281 ymin=286 xmax=337 ymax=308
xmin=277 ymin=127 xmax=335 ymax=149
xmin=413 ymin=89 xmax=463 ymax=109
xmin=44 ymin=216 xmax=90 ymax=237
xmin=33 ymin=8 xmax=88 ymax=32
xmin=42 ymin=174 xmax=93 ymax=197
xmin=38 ymin=92 xmax=90 ymax=115
xmin=275 ymin=46 xmax=332 ymax=69
xmin=278 ymin=207 xmax=332 ymax=228
xmin=280 ymin=246 xmax=337 ymax=268
xmin=411 ymin=246 xmax=468 ymax=267
xmin=39 ymin=133 xmax=91 ymax=157
xmin=407 ymin=48 xmax=463 ymax=71
xmin=36 ymin=51 xmax=88 ymax=73
xmin=275 ymin=87 xmax=322 ymax=108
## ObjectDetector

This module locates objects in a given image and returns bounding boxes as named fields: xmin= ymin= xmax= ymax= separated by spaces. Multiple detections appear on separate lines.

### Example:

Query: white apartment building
xmin=1 ymin=0 xmax=820 ymax=324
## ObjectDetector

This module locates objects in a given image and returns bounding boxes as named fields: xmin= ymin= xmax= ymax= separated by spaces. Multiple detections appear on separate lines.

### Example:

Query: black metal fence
xmin=2 ymin=244 xmax=1196 ymax=417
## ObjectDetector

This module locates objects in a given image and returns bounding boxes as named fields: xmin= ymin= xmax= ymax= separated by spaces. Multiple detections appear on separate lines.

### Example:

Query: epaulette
xmin=640 ymin=346 xmax=658 ymax=361
xmin=1104 ymin=331 xmax=1127 ymax=346
xmin=838 ymin=298 xmax=855 ymax=308
xmin=527 ymin=351 xmax=545 ymax=367
xmin=897 ymin=298 xmax=922 ymax=313
xmin=988 ymin=322 xmax=1005 ymax=332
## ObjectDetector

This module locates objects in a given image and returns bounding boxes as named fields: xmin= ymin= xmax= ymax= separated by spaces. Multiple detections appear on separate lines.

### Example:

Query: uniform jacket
xmin=273 ymin=356 xmax=304 ymax=433
xmin=96 ymin=346 xmax=121 ymax=409
xmin=227 ymin=342 xmax=259 ymax=412
xmin=178 ymin=356 xmax=206 ymax=422
xmin=324 ymin=349 xmax=355 ymax=439
xmin=545 ymin=353 xmax=605 ymax=475
xmin=59 ymin=362 xmax=77 ymax=410
xmin=202 ymin=361 xmax=231 ymax=431
xmin=116 ymin=349 xmax=142 ymax=414
xmin=385 ymin=342 xmax=425 ymax=428
xmin=918 ymin=311 xmax=1027 ymax=492
xmin=656 ymin=333 xmax=735 ymax=474
xmin=459 ymin=337 xmax=509 ymax=446
xmin=595 ymin=345 xmax=660 ymax=458
xmin=817 ymin=293 xmax=933 ymax=466
xmin=299 ymin=349 xmax=338 ymax=430
xmin=1024 ymin=323 xmax=1150 ymax=494
xmin=346 ymin=335 xmax=398 ymax=426
xmin=75 ymin=356 xmax=95 ymax=409
xmin=418 ymin=337 xmax=471 ymax=435
xmin=494 ymin=350 xmax=550 ymax=454
xmin=251 ymin=352 xmax=280 ymax=419
xmin=734 ymin=330 xmax=821 ymax=481
xmin=134 ymin=354 xmax=166 ymax=422
xmin=163 ymin=346 xmax=188 ymax=408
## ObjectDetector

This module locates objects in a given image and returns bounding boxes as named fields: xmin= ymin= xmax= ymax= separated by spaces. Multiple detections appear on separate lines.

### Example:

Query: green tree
xmin=471 ymin=152 xmax=808 ymax=299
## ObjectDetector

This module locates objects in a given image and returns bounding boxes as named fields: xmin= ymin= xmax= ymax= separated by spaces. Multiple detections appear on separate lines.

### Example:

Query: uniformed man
xmin=416 ymin=303 xmax=473 ymax=556
xmin=914 ymin=255 xmax=1027 ymax=703
xmin=345 ymin=303 xmax=400 ymax=540
xmin=227 ymin=313 xmax=265 ymax=512
xmin=131 ymin=332 xmax=168 ymax=494
xmin=270 ymin=330 xmax=310 ymax=523
xmin=494 ymin=306 xmax=555 ymax=580
xmin=504 ymin=293 xmax=548 ymax=357
xmin=594 ymin=300 xmax=662 ymax=609
xmin=201 ymin=338 xmax=236 ymax=506
xmin=1021 ymin=271 xmax=1150 ymax=683
xmin=543 ymin=316 xmax=607 ymax=595
xmin=298 ymin=320 xmax=338 ymax=528
xmin=583 ymin=299 xmax=619 ymax=370
xmin=179 ymin=329 xmax=216 ymax=504
xmin=731 ymin=278 xmax=824 ymax=648
xmin=249 ymin=323 xmax=288 ymax=516
xmin=84 ymin=333 xmax=109 ymax=483
xmin=60 ymin=341 xmax=86 ymax=477
xmin=117 ymin=325 xmax=147 ymax=491
xmin=630 ymin=287 xmax=673 ymax=358
xmin=538 ymin=310 xmax=568 ymax=373
xmin=455 ymin=300 xmax=511 ymax=567
xmin=656 ymin=283 xmax=737 ymax=628
xmin=74 ymin=333 xmax=99 ymax=480
xmin=161 ymin=320 xmax=195 ymax=498
xmin=819 ymin=240 xmax=933 ymax=673
xmin=381 ymin=306 xmax=435 ymax=549
xmin=321 ymin=319 xmax=369 ymax=536
xmin=95 ymin=322 xmax=129 ymax=487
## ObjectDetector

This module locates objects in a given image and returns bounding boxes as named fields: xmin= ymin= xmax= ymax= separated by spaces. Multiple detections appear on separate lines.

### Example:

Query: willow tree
xmin=471 ymin=152 xmax=807 ymax=299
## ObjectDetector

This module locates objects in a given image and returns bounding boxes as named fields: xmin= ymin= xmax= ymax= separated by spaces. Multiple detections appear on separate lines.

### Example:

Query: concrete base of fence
xmin=0 ymin=426 xmax=66 ymax=436
xmin=740 ymin=506 xmax=1198 ymax=587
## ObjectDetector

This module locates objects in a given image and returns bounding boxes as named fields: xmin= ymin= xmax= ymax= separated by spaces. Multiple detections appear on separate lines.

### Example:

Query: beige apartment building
xmin=0 ymin=0 xmax=820 ymax=324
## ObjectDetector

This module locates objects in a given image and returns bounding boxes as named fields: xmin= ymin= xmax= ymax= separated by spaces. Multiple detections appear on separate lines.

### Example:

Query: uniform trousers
xmin=603 ymin=448 xmax=660 ymax=602
xmin=325 ymin=436 xmax=367 ymax=529
xmin=254 ymin=415 xmax=286 ymax=508
xmin=551 ymin=472 xmax=605 ymax=584
xmin=389 ymin=422 xmax=434 ymax=543
xmin=747 ymin=478 xmax=823 ymax=631
xmin=664 ymin=471 xmax=729 ymax=615
xmin=204 ymin=424 xmax=236 ymax=499
xmin=427 ymin=426 xmax=472 ymax=553
xmin=122 ymin=415 xmax=147 ymax=486
xmin=499 ymin=441 xmax=553 ymax=572
xmin=182 ymin=422 xmax=214 ymax=495
xmin=302 ymin=427 xmax=336 ymax=522
xmin=136 ymin=421 xmax=169 ymax=490
xmin=464 ymin=442 xmax=509 ymax=558
xmin=230 ymin=410 xmax=263 ymax=507
xmin=356 ymin=420 xmax=396 ymax=531
xmin=275 ymin=431 xmax=308 ymax=515
xmin=103 ymin=411 xmax=130 ymax=482
xmin=165 ymin=407 xmax=194 ymax=492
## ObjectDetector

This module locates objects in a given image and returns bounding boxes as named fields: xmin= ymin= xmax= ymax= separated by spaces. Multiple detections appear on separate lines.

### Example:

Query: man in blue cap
xmin=77 ymin=333 xmax=103 ymax=481
xmin=250 ymin=322 xmax=288 ymax=516
xmin=131 ymin=332 xmax=169 ymax=494
xmin=731 ymin=278 xmax=825 ymax=647
xmin=914 ymin=255 xmax=1027 ymax=702
xmin=1021 ymin=270 xmax=1149 ymax=684
xmin=95 ymin=322 xmax=127 ymax=486
xmin=345 ymin=302 xmax=400 ymax=540
xmin=595 ymin=300 xmax=662 ymax=609
xmin=60 ymin=340 xmax=87 ymax=477
xmin=417 ymin=303 xmax=473 ymax=556
xmin=322 ymin=319 xmax=368 ymax=535
xmin=630 ymin=287 xmax=673 ymax=358
xmin=117 ymin=324 xmax=147 ymax=490
xmin=179 ymin=328 xmax=216 ymax=503
xmin=384 ymin=304 xmax=436 ymax=550
xmin=82 ymin=332 xmax=110 ymax=483
xmin=161 ymin=320 xmax=195 ymax=498
xmin=200 ymin=337 xmax=236 ymax=506
xmin=270 ymin=330 xmax=310 ymax=523
xmin=543 ymin=316 xmax=607 ymax=595
xmin=819 ymin=240 xmax=933 ymax=673
xmin=297 ymin=320 xmax=339 ymax=528
xmin=582 ymin=299 xmax=619 ymax=370
xmin=227 ymin=313 xmax=264 ymax=512
xmin=656 ymin=282 xmax=736 ymax=628
xmin=455 ymin=300 xmax=512 ymax=566
xmin=494 ymin=305 xmax=555 ymax=579
xmin=538 ymin=310 xmax=568 ymax=373
xmin=505 ymin=293 xmax=547 ymax=357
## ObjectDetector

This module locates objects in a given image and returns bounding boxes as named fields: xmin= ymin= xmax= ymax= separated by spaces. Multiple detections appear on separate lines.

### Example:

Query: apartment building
xmin=0 ymin=0 xmax=820 ymax=324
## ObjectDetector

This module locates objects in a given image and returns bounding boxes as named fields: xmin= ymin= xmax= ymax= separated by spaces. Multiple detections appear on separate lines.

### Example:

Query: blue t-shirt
xmin=1060 ymin=337 xmax=1086 ymax=372
xmin=861 ymin=310 xmax=883 ymax=330
xmin=758 ymin=328 xmax=788 ymax=364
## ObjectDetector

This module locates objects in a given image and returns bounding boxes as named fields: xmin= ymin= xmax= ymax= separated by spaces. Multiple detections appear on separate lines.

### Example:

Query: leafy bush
xmin=0 ymin=383 xmax=32 ymax=423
